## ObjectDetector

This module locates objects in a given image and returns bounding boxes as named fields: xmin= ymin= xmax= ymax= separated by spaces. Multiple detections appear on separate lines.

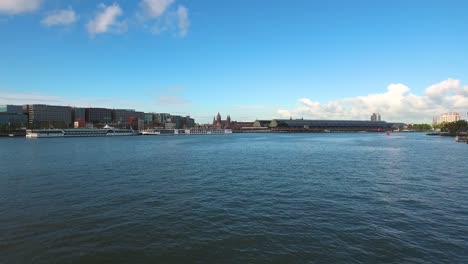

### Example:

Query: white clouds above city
xmin=86 ymin=3 xmax=127 ymax=36
xmin=0 ymin=0 xmax=42 ymax=14
xmin=41 ymin=8 xmax=77 ymax=26
xmin=1 ymin=79 xmax=467 ymax=123
xmin=277 ymin=79 xmax=468 ymax=122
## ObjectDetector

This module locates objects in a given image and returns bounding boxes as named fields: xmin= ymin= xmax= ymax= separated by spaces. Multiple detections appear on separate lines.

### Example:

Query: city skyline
xmin=1 ymin=0 xmax=468 ymax=123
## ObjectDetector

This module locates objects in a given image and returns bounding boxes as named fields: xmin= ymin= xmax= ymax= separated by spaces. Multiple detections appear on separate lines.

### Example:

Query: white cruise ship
xmin=26 ymin=127 xmax=137 ymax=138
xmin=142 ymin=129 xmax=232 ymax=136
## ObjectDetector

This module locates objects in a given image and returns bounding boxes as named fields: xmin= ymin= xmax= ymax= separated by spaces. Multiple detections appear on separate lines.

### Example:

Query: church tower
xmin=226 ymin=115 xmax=231 ymax=129
xmin=216 ymin=112 xmax=222 ymax=126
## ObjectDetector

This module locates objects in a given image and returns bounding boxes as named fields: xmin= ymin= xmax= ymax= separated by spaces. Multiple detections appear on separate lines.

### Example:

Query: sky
xmin=0 ymin=0 xmax=467 ymax=123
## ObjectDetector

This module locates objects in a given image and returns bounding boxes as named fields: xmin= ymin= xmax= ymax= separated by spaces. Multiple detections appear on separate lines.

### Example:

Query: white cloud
xmin=425 ymin=79 xmax=460 ymax=100
xmin=138 ymin=0 xmax=190 ymax=37
xmin=87 ymin=3 xmax=126 ymax=36
xmin=41 ymin=8 xmax=77 ymax=26
xmin=277 ymin=79 xmax=468 ymax=123
xmin=0 ymin=0 xmax=41 ymax=14
xmin=140 ymin=0 xmax=174 ymax=18
xmin=177 ymin=5 xmax=189 ymax=37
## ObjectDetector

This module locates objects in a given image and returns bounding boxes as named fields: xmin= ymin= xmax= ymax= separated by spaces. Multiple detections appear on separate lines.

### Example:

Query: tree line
xmin=437 ymin=120 xmax=468 ymax=135
xmin=406 ymin=120 xmax=467 ymax=134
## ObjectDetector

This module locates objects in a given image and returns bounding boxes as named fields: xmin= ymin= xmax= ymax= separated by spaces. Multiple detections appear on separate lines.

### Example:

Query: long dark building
xmin=27 ymin=104 xmax=72 ymax=128
xmin=0 ymin=105 xmax=28 ymax=127
xmin=86 ymin=108 xmax=112 ymax=124
xmin=72 ymin=107 xmax=86 ymax=121
xmin=269 ymin=119 xmax=395 ymax=132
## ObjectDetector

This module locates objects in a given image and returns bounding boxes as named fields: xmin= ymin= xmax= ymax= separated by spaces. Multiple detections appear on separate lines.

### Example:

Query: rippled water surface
xmin=1 ymin=133 xmax=467 ymax=263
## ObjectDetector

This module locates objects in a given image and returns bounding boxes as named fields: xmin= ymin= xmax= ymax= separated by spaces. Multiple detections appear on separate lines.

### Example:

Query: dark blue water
xmin=1 ymin=133 xmax=467 ymax=263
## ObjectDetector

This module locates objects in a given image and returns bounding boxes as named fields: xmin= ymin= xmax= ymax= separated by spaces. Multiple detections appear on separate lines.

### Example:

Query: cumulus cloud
xmin=139 ymin=0 xmax=190 ymax=37
xmin=87 ymin=3 xmax=127 ymax=36
xmin=277 ymin=79 xmax=468 ymax=123
xmin=177 ymin=5 xmax=189 ymax=37
xmin=0 ymin=0 xmax=41 ymax=14
xmin=140 ymin=0 xmax=174 ymax=18
xmin=41 ymin=8 xmax=77 ymax=26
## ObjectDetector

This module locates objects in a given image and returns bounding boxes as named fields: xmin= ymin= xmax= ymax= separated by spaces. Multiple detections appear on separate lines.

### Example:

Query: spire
xmin=226 ymin=114 xmax=231 ymax=129
xmin=216 ymin=112 xmax=222 ymax=124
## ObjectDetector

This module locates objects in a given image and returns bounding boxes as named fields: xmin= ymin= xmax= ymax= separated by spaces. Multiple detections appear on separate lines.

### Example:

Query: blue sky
xmin=1 ymin=0 xmax=467 ymax=123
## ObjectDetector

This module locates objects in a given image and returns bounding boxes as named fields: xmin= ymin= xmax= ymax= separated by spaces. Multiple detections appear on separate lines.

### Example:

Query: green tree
xmin=408 ymin=123 xmax=432 ymax=131
xmin=441 ymin=120 xmax=468 ymax=134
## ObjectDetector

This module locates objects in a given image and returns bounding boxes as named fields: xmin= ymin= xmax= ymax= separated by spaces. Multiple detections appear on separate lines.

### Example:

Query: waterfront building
xmin=72 ymin=107 xmax=86 ymax=121
xmin=130 ymin=118 xmax=145 ymax=131
xmin=185 ymin=116 xmax=195 ymax=128
xmin=230 ymin=121 xmax=254 ymax=131
xmin=212 ymin=113 xmax=231 ymax=129
xmin=270 ymin=119 xmax=394 ymax=132
xmin=86 ymin=108 xmax=112 ymax=124
xmin=225 ymin=115 xmax=231 ymax=129
xmin=253 ymin=120 xmax=272 ymax=128
xmin=165 ymin=122 xmax=176 ymax=129
xmin=73 ymin=107 xmax=86 ymax=128
xmin=438 ymin=112 xmax=461 ymax=124
xmin=0 ymin=105 xmax=24 ymax=115
xmin=170 ymin=115 xmax=184 ymax=129
xmin=0 ymin=105 xmax=28 ymax=127
xmin=72 ymin=107 xmax=86 ymax=127
xmin=27 ymin=104 xmax=72 ymax=128
xmin=112 ymin=109 xmax=144 ymax=125
xmin=73 ymin=120 xmax=85 ymax=128
xmin=153 ymin=113 xmax=171 ymax=124
xmin=156 ymin=115 xmax=195 ymax=129
xmin=214 ymin=112 xmax=222 ymax=127
xmin=144 ymin=113 xmax=153 ymax=124
xmin=371 ymin=113 xmax=381 ymax=122
xmin=0 ymin=113 xmax=28 ymax=127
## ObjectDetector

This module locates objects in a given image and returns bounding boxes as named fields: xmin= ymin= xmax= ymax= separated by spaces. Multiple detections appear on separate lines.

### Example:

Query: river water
xmin=0 ymin=133 xmax=467 ymax=263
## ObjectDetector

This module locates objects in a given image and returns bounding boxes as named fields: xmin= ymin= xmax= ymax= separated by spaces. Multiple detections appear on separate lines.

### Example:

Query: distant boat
xmin=142 ymin=129 xmax=232 ymax=136
xmin=386 ymin=131 xmax=391 ymax=136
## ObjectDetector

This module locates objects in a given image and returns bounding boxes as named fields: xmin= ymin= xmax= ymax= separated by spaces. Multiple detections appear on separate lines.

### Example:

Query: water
xmin=0 ymin=133 xmax=467 ymax=263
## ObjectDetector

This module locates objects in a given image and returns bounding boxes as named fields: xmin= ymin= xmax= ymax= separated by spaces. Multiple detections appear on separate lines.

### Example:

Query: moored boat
xmin=142 ymin=128 xmax=232 ymax=135
xmin=26 ymin=127 xmax=137 ymax=138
